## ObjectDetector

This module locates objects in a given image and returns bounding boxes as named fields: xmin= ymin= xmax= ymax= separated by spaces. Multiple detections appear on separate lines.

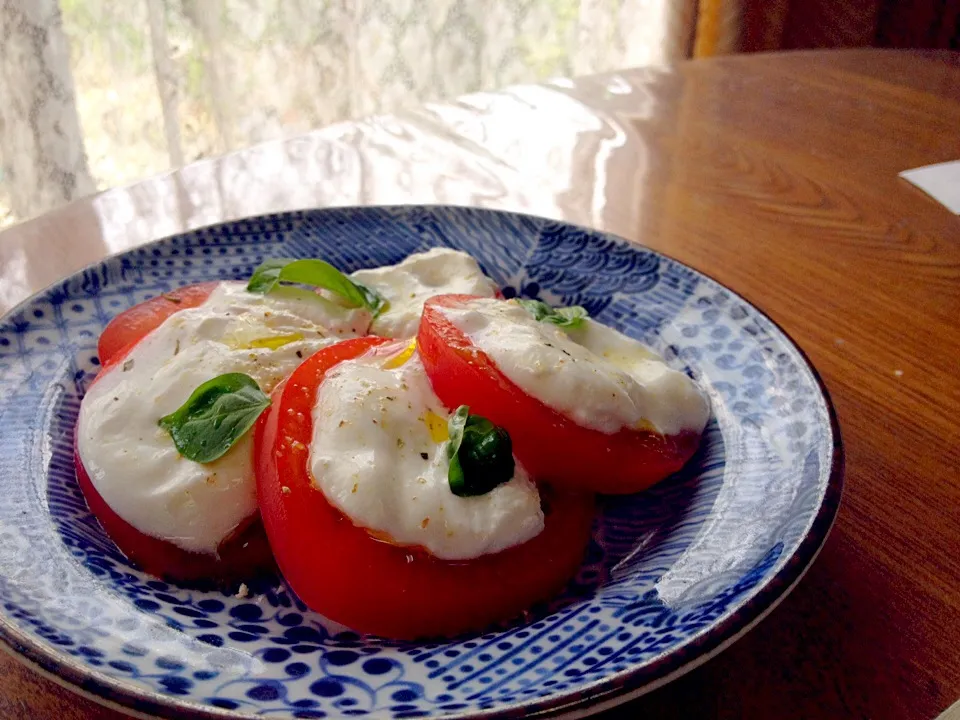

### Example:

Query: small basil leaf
xmin=447 ymin=409 xmax=514 ymax=497
xmin=448 ymin=453 xmax=467 ymax=496
xmin=545 ymin=305 xmax=587 ymax=328
xmin=245 ymin=258 xmax=291 ymax=294
xmin=516 ymin=299 xmax=551 ymax=322
xmin=517 ymin=298 xmax=588 ymax=329
xmin=446 ymin=404 xmax=470 ymax=460
xmin=353 ymin=278 xmax=389 ymax=317
xmin=247 ymin=258 xmax=389 ymax=317
xmin=272 ymin=259 xmax=368 ymax=307
xmin=158 ymin=373 xmax=271 ymax=464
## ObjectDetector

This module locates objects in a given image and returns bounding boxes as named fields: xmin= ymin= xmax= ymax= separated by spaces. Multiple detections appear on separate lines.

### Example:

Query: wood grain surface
xmin=0 ymin=50 xmax=958 ymax=719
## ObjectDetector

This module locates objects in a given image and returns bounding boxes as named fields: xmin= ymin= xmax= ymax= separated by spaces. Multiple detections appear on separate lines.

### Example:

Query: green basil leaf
xmin=270 ymin=259 xmax=368 ymax=306
xmin=247 ymin=258 xmax=388 ymax=317
xmin=545 ymin=305 xmax=588 ymax=328
xmin=353 ymin=278 xmax=389 ymax=317
xmin=158 ymin=373 xmax=271 ymax=464
xmin=517 ymin=298 xmax=587 ymax=329
xmin=446 ymin=405 xmax=470 ymax=460
xmin=516 ymin=299 xmax=551 ymax=322
xmin=448 ymin=453 xmax=466 ymax=496
xmin=447 ymin=407 xmax=514 ymax=497
xmin=245 ymin=258 xmax=291 ymax=294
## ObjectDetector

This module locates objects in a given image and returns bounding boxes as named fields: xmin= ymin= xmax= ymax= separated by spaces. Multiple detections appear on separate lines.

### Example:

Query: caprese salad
xmin=74 ymin=246 xmax=709 ymax=638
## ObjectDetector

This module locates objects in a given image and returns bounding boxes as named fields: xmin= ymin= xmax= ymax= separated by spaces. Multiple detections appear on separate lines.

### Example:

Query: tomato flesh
xmin=74 ymin=443 xmax=274 ymax=583
xmin=255 ymin=336 xmax=595 ymax=639
xmin=97 ymin=282 xmax=217 ymax=367
xmin=77 ymin=280 xmax=273 ymax=583
xmin=417 ymin=295 xmax=702 ymax=494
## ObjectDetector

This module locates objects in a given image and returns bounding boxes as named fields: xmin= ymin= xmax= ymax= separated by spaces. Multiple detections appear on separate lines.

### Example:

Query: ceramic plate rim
xmin=0 ymin=205 xmax=844 ymax=720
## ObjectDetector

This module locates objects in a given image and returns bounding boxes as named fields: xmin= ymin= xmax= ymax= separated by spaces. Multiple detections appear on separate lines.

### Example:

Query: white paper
xmin=899 ymin=160 xmax=960 ymax=214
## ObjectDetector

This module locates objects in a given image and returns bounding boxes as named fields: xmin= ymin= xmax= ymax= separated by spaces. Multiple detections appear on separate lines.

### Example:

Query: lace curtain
xmin=0 ymin=0 xmax=696 ymax=227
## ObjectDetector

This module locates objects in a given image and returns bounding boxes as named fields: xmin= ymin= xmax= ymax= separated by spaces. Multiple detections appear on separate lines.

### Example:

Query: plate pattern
xmin=0 ymin=207 xmax=841 ymax=719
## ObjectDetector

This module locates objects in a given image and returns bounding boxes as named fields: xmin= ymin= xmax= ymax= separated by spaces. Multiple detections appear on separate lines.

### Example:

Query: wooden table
xmin=1 ymin=49 xmax=958 ymax=720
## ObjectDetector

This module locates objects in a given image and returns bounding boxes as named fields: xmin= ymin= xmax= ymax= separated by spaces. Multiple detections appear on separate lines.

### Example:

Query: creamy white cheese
xmin=441 ymin=298 xmax=710 ymax=436
xmin=309 ymin=350 xmax=544 ymax=560
xmin=351 ymin=248 xmax=499 ymax=338
xmin=77 ymin=282 xmax=370 ymax=555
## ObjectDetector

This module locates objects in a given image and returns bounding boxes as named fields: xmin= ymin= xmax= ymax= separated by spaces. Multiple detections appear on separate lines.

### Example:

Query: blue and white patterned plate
xmin=0 ymin=207 xmax=842 ymax=719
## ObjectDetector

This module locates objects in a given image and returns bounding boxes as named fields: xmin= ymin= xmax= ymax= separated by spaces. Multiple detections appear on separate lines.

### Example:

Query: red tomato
xmin=417 ymin=295 xmax=703 ymax=495
xmin=74 ymin=448 xmax=274 ymax=583
xmin=97 ymin=282 xmax=217 ymax=366
xmin=77 ymin=280 xmax=273 ymax=583
xmin=255 ymin=336 xmax=595 ymax=639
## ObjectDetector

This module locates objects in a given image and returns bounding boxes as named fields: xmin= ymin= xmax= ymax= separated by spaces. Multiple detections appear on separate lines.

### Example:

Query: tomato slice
xmin=97 ymin=282 xmax=218 ymax=367
xmin=417 ymin=294 xmax=702 ymax=495
xmin=77 ymin=280 xmax=273 ymax=583
xmin=255 ymin=336 xmax=594 ymax=639
xmin=74 ymin=442 xmax=274 ymax=583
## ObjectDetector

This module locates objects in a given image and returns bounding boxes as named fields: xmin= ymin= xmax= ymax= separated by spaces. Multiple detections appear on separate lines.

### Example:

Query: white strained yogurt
xmin=308 ymin=350 xmax=544 ymax=560
xmin=352 ymin=248 xmax=499 ymax=338
xmin=440 ymin=298 xmax=710 ymax=436
xmin=76 ymin=282 xmax=370 ymax=554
